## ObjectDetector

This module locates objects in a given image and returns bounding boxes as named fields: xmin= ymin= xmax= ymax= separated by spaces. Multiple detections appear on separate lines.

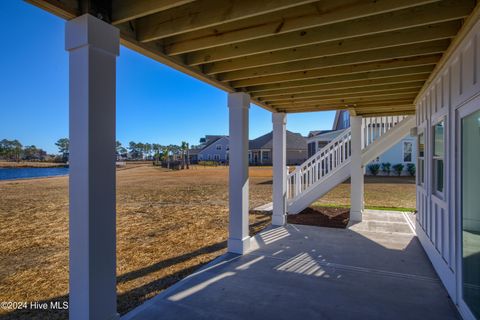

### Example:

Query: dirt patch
xmin=288 ymin=207 xmax=350 ymax=229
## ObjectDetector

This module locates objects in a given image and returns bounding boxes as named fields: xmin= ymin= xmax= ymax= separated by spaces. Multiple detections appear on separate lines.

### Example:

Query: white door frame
xmin=455 ymin=94 xmax=480 ymax=320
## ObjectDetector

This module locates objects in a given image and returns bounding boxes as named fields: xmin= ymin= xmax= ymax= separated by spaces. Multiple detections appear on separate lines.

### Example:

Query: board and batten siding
xmin=415 ymin=18 xmax=480 ymax=315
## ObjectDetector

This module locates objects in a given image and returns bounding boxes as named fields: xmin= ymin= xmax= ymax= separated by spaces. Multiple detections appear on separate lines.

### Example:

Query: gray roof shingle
xmin=249 ymin=131 xmax=307 ymax=150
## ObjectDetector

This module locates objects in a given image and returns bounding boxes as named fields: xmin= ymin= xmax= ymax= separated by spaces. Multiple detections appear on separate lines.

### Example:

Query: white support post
xmin=66 ymin=14 xmax=119 ymax=320
xmin=228 ymin=92 xmax=250 ymax=254
xmin=272 ymin=112 xmax=287 ymax=226
xmin=350 ymin=115 xmax=364 ymax=222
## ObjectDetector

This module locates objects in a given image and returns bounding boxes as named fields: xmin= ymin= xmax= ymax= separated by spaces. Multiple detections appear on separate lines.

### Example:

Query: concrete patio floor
xmin=122 ymin=210 xmax=459 ymax=320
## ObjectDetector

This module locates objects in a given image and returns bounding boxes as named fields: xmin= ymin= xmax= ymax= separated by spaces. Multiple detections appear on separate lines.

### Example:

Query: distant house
xmin=188 ymin=148 xmax=200 ymax=164
xmin=249 ymin=130 xmax=307 ymax=166
xmin=308 ymin=110 xmax=417 ymax=175
xmin=307 ymin=129 xmax=346 ymax=158
xmin=189 ymin=135 xmax=229 ymax=164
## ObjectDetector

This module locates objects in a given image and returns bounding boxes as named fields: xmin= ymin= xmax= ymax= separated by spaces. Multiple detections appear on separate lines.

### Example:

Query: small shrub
xmin=198 ymin=161 xmax=218 ymax=167
xmin=368 ymin=163 xmax=380 ymax=176
xmin=407 ymin=163 xmax=416 ymax=176
xmin=381 ymin=162 xmax=391 ymax=176
xmin=392 ymin=163 xmax=404 ymax=176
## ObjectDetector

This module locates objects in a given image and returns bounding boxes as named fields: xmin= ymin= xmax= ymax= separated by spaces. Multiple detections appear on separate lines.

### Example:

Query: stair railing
xmin=287 ymin=115 xmax=408 ymax=201
xmin=287 ymin=128 xmax=352 ymax=200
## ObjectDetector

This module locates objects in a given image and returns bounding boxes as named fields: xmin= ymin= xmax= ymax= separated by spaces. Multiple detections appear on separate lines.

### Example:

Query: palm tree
xmin=181 ymin=141 xmax=189 ymax=169
xmin=152 ymin=143 xmax=162 ymax=163
xmin=161 ymin=145 xmax=170 ymax=169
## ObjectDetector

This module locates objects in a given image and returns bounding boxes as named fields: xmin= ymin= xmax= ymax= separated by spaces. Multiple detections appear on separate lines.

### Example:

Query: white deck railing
xmin=287 ymin=115 xmax=407 ymax=200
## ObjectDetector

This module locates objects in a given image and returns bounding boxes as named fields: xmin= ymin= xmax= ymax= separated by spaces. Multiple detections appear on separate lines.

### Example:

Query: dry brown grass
xmin=0 ymin=164 xmax=272 ymax=319
xmin=0 ymin=165 xmax=414 ymax=319
xmin=315 ymin=176 xmax=416 ymax=209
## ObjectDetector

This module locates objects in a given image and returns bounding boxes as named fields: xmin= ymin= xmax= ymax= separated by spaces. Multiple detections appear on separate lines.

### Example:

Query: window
xmin=262 ymin=151 xmax=270 ymax=160
xmin=433 ymin=120 xmax=445 ymax=195
xmin=207 ymin=154 xmax=212 ymax=160
xmin=216 ymin=145 xmax=222 ymax=150
xmin=342 ymin=111 xmax=349 ymax=128
xmin=461 ymin=109 xmax=480 ymax=319
xmin=418 ymin=132 xmax=425 ymax=186
xmin=214 ymin=154 xmax=220 ymax=160
xmin=403 ymin=141 xmax=413 ymax=162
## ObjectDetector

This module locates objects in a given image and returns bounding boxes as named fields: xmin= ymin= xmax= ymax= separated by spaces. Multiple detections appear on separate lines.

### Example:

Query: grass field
xmin=0 ymin=164 xmax=415 ymax=319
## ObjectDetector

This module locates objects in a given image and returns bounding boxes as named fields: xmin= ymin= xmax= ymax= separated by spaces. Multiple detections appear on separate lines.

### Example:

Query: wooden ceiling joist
xmin=163 ymin=0 xmax=441 ymax=55
xmin=269 ymin=90 xmax=420 ymax=108
xmin=274 ymin=98 xmax=416 ymax=110
xmin=202 ymin=21 xmax=459 ymax=75
xmin=230 ymin=55 xmax=441 ymax=88
xmin=283 ymin=105 xmax=416 ymax=115
xmin=216 ymin=39 xmax=450 ymax=82
xmin=245 ymin=65 xmax=435 ymax=93
xmin=135 ymin=0 xmax=320 ymax=42
xmin=26 ymin=0 xmax=479 ymax=115
xmin=261 ymin=83 xmax=424 ymax=104
xmin=184 ymin=0 xmax=472 ymax=65
xmin=252 ymin=74 xmax=429 ymax=98
xmin=111 ymin=0 xmax=196 ymax=25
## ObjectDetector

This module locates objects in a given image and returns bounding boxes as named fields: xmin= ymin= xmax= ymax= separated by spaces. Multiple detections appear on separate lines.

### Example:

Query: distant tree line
xmin=1 ymin=138 xmax=190 ymax=168
xmin=119 ymin=141 xmax=190 ymax=169
xmin=0 ymin=138 xmax=70 ymax=162
xmin=0 ymin=139 xmax=47 ymax=162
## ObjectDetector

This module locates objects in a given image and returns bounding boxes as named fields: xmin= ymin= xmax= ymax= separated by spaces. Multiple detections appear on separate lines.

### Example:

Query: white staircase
xmin=287 ymin=115 xmax=415 ymax=214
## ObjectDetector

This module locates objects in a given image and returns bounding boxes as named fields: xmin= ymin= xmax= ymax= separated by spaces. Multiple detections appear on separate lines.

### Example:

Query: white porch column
xmin=350 ymin=115 xmax=364 ymax=222
xmin=272 ymin=112 xmax=287 ymax=226
xmin=66 ymin=14 xmax=119 ymax=320
xmin=228 ymin=92 xmax=250 ymax=254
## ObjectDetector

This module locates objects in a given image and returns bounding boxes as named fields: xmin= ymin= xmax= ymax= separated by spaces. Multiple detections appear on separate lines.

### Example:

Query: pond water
xmin=0 ymin=167 xmax=69 ymax=181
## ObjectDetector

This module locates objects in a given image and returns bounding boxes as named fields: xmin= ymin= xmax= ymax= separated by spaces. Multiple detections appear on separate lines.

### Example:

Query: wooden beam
xmin=252 ymin=74 xmax=429 ymax=98
xmin=275 ymin=98 xmax=416 ymax=110
xmin=245 ymin=65 xmax=435 ymax=92
xmin=277 ymin=104 xmax=415 ymax=114
xmin=357 ymin=109 xmax=416 ymax=116
xmin=219 ymin=40 xmax=449 ymax=82
xmin=111 ymin=0 xmax=196 ymax=25
xmin=136 ymin=0 xmax=319 ymax=42
xmin=270 ymin=90 xmax=419 ymax=106
xmin=164 ymin=0 xmax=440 ymax=55
xmin=261 ymin=83 xmax=424 ymax=104
xmin=25 ymin=0 xmax=78 ymax=19
xmin=185 ymin=0 xmax=473 ymax=65
xmin=414 ymin=2 xmax=480 ymax=104
xmin=203 ymin=21 xmax=459 ymax=74
xmin=356 ymin=105 xmax=415 ymax=111
xmin=230 ymin=54 xmax=441 ymax=87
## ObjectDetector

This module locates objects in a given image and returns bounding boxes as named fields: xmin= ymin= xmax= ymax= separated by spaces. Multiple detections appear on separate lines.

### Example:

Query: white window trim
xmin=403 ymin=140 xmax=413 ymax=163
xmin=417 ymin=130 xmax=425 ymax=187
xmin=432 ymin=117 xmax=446 ymax=199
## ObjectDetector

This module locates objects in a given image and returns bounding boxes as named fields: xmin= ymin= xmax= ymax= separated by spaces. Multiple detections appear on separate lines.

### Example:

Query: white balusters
xmin=286 ymin=115 xmax=410 ymax=201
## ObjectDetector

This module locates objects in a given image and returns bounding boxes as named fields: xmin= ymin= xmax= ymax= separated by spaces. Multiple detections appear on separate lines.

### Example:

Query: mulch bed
xmin=287 ymin=206 xmax=350 ymax=229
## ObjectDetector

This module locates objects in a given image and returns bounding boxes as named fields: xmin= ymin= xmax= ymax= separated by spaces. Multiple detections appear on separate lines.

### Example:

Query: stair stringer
xmin=287 ymin=160 xmax=351 ymax=214
xmin=287 ymin=116 xmax=415 ymax=215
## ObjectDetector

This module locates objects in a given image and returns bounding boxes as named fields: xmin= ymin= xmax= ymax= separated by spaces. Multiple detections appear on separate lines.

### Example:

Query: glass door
xmin=461 ymin=108 xmax=480 ymax=319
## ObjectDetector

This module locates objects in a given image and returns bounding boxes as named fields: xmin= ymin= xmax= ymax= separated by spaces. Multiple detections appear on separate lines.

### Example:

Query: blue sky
xmin=0 ymin=1 xmax=335 ymax=154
